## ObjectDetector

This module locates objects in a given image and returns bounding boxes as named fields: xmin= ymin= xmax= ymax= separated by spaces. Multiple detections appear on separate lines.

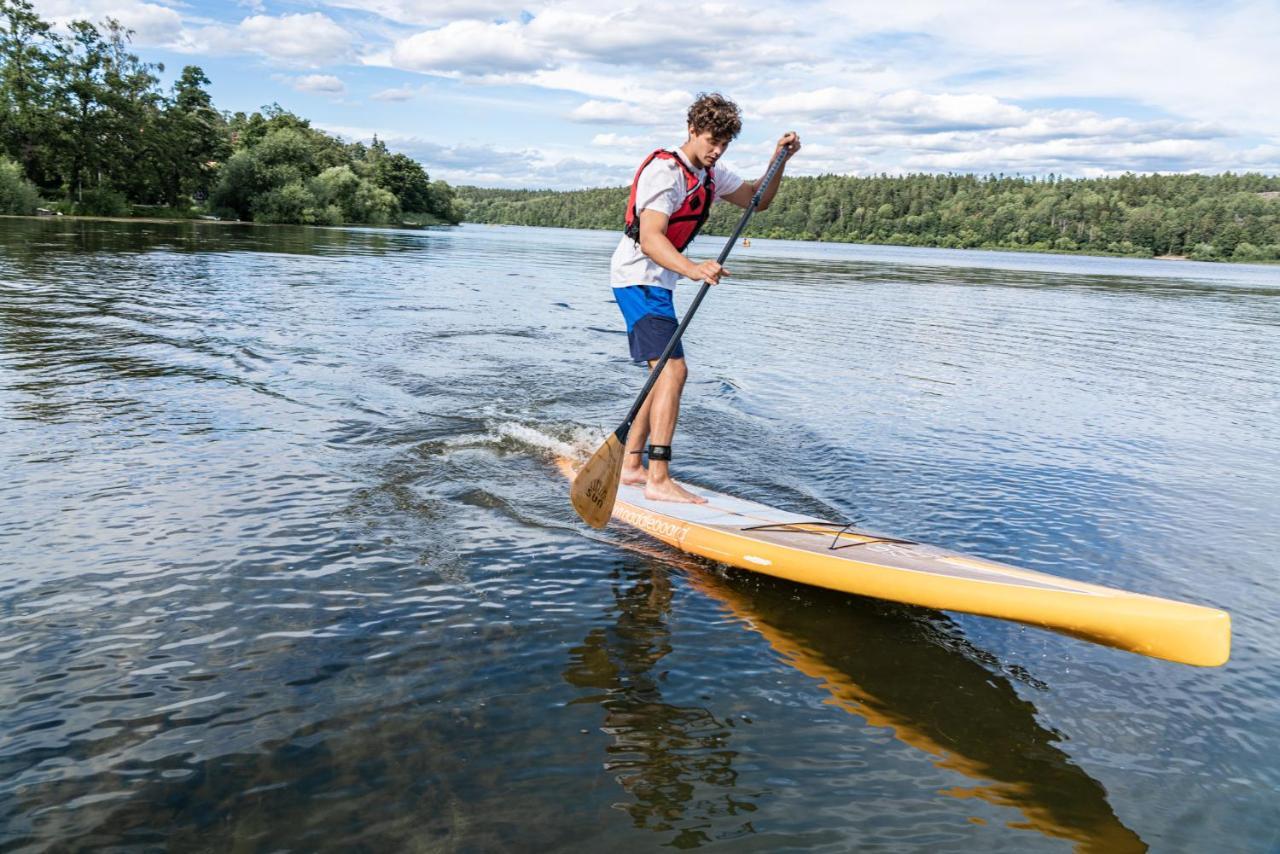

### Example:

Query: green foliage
xmin=254 ymin=181 xmax=334 ymax=225
xmin=211 ymin=136 xmax=404 ymax=225
xmin=75 ymin=186 xmax=128 ymax=216
xmin=0 ymin=0 xmax=60 ymax=186
xmin=0 ymin=155 xmax=39 ymax=213
xmin=360 ymin=136 xmax=459 ymax=223
xmin=456 ymin=172 xmax=1280 ymax=263
xmin=1189 ymin=243 xmax=1220 ymax=261
xmin=310 ymin=165 xmax=399 ymax=224
xmin=151 ymin=65 xmax=229 ymax=205
xmin=209 ymin=150 xmax=259 ymax=221
xmin=0 ymin=1 xmax=456 ymax=226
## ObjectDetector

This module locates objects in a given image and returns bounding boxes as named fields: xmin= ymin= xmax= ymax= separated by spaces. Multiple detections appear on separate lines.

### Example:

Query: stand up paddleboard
xmin=559 ymin=460 xmax=1230 ymax=667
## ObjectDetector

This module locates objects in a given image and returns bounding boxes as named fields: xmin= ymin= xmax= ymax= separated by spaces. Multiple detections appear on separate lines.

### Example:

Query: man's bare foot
xmin=620 ymin=466 xmax=647 ymax=486
xmin=644 ymin=477 xmax=708 ymax=504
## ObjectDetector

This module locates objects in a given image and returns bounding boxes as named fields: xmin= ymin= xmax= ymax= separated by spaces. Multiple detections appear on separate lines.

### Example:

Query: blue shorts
xmin=612 ymin=285 xmax=685 ymax=363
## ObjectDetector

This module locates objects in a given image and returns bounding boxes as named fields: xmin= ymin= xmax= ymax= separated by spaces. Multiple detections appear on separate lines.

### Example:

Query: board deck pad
xmin=564 ymin=459 xmax=1230 ymax=667
xmin=617 ymin=482 xmax=1105 ymax=595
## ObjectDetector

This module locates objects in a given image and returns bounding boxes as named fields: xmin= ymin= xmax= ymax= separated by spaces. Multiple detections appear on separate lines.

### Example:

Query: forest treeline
xmin=457 ymin=171 xmax=1280 ymax=262
xmin=0 ymin=0 xmax=458 ymax=225
xmin=4 ymin=0 xmax=1277 ymax=255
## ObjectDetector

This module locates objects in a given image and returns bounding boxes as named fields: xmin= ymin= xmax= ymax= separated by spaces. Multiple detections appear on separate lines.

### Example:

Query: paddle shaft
xmin=615 ymin=147 xmax=790 ymax=441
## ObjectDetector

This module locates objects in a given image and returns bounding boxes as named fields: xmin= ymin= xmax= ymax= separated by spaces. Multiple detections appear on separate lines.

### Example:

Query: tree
xmin=153 ymin=65 xmax=228 ymax=205
xmin=454 ymin=171 xmax=1280 ymax=262
xmin=311 ymin=164 xmax=398 ymax=224
xmin=368 ymin=148 xmax=432 ymax=212
xmin=0 ymin=154 xmax=38 ymax=212
xmin=0 ymin=0 xmax=58 ymax=184
xmin=94 ymin=19 xmax=163 ymax=202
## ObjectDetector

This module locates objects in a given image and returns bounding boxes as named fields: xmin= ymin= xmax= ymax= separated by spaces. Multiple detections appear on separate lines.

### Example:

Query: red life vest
xmin=623 ymin=150 xmax=715 ymax=251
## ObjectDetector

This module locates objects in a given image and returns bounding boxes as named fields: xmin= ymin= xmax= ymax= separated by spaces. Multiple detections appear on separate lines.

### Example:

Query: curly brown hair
xmin=687 ymin=92 xmax=742 ymax=142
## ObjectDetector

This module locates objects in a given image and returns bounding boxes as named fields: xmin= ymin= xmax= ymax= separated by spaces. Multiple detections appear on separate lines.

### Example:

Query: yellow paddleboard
xmin=560 ymin=460 xmax=1230 ymax=666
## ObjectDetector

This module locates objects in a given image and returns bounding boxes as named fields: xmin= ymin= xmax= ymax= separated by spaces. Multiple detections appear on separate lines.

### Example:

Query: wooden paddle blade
xmin=570 ymin=432 xmax=625 ymax=529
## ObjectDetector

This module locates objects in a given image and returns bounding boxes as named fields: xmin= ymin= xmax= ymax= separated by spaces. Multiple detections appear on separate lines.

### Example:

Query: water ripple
xmin=0 ymin=220 xmax=1275 ymax=851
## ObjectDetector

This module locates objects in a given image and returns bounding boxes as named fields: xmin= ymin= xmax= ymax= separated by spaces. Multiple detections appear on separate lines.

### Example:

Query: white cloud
xmin=877 ymin=91 xmax=1026 ymax=131
xmin=523 ymin=6 xmax=713 ymax=67
xmin=570 ymin=100 xmax=658 ymax=125
xmin=321 ymin=123 xmax=644 ymax=188
xmin=757 ymin=88 xmax=1029 ymax=134
xmin=33 ymin=0 xmax=183 ymax=45
xmin=522 ymin=68 xmax=692 ymax=113
xmin=743 ymin=80 xmax=1263 ymax=177
xmin=289 ymin=74 xmax=346 ymax=94
xmin=314 ymin=0 xmax=528 ymax=26
xmin=35 ymin=3 xmax=356 ymax=67
xmin=29 ymin=0 xmax=1280 ymax=182
xmin=376 ymin=2 xmax=805 ymax=78
xmin=371 ymin=85 xmax=421 ymax=101
xmin=807 ymin=0 xmax=1279 ymax=136
xmin=388 ymin=19 xmax=549 ymax=75
xmin=35 ymin=2 xmax=357 ymax=67
xmin=221 ymin=13 xmax=354 ymax=67
xmin=590 ymin=132 xmax=660 ymax=148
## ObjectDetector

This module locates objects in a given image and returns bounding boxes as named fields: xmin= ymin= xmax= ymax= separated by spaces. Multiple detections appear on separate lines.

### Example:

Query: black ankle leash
xmin=628 ymin=444 xmax=673 ymax=461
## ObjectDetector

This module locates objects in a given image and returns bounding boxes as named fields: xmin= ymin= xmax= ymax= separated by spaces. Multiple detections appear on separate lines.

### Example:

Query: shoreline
xmin=6 ymin=214 xmax=1272 ymax=265
xmin=2 ymin=213 xmax=253 ymax=226
xmin=473 ymin=221 xmax=1280 ymax=266
xmin=1 ymin=214 xmax=454 ymax=229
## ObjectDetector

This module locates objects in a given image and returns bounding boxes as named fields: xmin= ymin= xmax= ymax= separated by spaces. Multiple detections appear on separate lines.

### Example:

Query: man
xmin=610 ymin=92 xmax=799 ymax=503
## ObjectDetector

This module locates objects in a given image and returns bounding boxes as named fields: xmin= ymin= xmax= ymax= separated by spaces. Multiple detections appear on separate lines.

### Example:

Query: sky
xmin=30 ymin=0 xmax=1280 ymax=189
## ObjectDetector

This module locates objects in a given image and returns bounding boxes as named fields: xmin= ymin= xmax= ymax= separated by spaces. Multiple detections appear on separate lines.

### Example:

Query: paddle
xmin=571 ymin=146 xmax=792 ymax=528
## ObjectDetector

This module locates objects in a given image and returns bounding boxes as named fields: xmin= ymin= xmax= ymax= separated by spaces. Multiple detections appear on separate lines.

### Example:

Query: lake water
xmin=1 ymin=219 xmax=1277 ymax=851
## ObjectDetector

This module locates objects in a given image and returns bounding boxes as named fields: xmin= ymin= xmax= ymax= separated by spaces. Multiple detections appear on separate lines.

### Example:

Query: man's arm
xmin=638 ymin=209 xmax=728 ymax=284
xmin=721 ymin=131 xmax=801 ymax=211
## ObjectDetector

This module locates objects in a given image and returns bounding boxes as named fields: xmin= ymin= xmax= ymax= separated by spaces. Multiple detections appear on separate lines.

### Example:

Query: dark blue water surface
xmin=1 ymin=220 xmax=1277 ymax=851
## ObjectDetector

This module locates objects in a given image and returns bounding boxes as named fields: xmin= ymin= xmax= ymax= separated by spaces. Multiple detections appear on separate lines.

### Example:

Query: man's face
xmin=686 ymin=128 xmax=730 ymax=168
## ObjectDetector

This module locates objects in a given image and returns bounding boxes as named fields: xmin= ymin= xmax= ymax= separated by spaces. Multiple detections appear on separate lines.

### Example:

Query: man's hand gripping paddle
xmin=570 ymin=147 xmax=791 ymax=528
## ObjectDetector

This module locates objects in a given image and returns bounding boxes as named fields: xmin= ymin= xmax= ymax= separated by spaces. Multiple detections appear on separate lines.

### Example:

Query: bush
xmin=210 ymin=150 xmax=262 ymax=221
xmin=0 ymin=157 xmax=40 ymax=215
xmin=1188 ymin=242 xmax=1220 ymax=261
xmin=424 ymin=179 xmax=460 ymax=224
xmin=1231 ymin=242 xmax=1262 ymax=261
xmin=253 ymin=128 xmax=315 ymax=188
xmin=311 ymin=165 xmax=398 ymax=224
xmin=254 ymin=181 xmax=333 ymax=225
xmin=352 ymin=181 xmax=398 ymax=225
xmin=76 ymin=187 xmax=130 ymax=217
xmin=1106 ymin=240 xmax=1148 ymax=256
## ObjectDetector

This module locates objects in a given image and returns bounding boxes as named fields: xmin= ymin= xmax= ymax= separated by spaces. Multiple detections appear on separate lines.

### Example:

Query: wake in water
xmin=490 ymin=421 xmax=602 ymax=462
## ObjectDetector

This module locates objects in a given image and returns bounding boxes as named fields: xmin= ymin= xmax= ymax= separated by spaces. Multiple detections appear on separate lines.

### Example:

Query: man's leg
xmin=612 ymin=286 xmax=704 ymax=502
xmin=620 ymin=396 xmax=651 ymax=486
xmin=615 ymin=285 xmax=657 ymax=486
xmin=641 ymin=357 xmax=706 ymax=504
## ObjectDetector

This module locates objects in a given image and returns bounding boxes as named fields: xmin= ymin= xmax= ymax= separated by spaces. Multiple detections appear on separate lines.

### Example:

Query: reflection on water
xmin=588 ymin=531 xmax=1147 ymax=852
xmin=564 ymin=562 xmax=755 ymax=848
xmin=1 ymin=218 xmax=1276 ymax=851
xmin=688 ymin=568 xmax=1147 ymax=853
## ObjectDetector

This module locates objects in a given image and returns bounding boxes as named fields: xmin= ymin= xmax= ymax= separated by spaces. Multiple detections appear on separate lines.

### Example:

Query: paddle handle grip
xmin=617 ymin=146 xmax=791 ymax=440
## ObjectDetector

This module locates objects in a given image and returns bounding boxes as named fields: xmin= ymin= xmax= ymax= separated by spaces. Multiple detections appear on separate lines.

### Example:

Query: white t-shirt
xmin=609 ymin=148 xmax=745 ymax=289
